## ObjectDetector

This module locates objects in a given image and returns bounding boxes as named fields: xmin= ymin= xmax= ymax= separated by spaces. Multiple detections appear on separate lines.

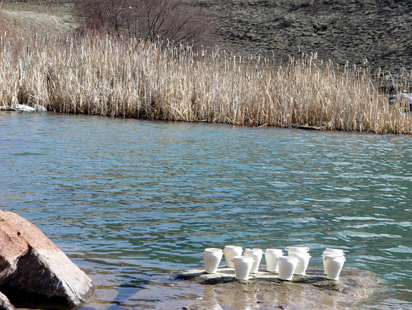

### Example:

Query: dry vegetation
xmin=0 ymin=1 xmax=412 ymax=134
xmin=1 ymin=0 xmax=76 ymax=32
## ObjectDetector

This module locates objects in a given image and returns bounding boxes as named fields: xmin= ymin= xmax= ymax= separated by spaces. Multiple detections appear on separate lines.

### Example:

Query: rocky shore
xmin=167 ymin=265 xmax=382 ymax=309
xmin=0 ymin=213 xmax=383 ymax=309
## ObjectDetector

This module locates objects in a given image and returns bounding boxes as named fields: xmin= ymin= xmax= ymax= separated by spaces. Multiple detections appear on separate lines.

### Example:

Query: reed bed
xmin=1 ymin=30 xmax=411 ymax=134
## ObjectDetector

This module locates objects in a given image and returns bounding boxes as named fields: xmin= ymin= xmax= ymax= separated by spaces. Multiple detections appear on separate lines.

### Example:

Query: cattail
xmin=0 ymin=29 xmax=411 ymax=134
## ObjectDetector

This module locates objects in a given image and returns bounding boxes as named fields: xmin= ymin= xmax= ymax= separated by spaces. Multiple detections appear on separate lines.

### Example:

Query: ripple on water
xmin=1 ymin=114 xmax=412 ymax=307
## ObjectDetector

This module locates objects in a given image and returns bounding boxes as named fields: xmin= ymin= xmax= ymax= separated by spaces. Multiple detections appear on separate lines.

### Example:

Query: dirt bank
xmin=190 ymin=0 xmax=412 ymax=77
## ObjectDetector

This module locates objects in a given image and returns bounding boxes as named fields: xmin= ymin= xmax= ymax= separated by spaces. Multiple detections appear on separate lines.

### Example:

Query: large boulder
xmin=0 ymin=210 xmax=94 ymax=309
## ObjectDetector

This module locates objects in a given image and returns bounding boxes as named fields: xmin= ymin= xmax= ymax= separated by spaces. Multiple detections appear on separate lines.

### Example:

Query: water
xmin=1 ymin=113 xmax=412 ymax=309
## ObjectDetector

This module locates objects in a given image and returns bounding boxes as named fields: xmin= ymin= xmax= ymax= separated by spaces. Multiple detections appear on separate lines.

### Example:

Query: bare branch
xmin=74 ymin=0 xmax=219 ymax=50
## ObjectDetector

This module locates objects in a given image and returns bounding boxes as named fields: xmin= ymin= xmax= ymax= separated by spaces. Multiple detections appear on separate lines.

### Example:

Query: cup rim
xmin=266 ymin=248 xmax=283 ymax=252
xmin=324 ymin=249 xmax=344 ymax=254
xmin=224 ymin=245 xmax=242 ymax=250
xmin=279 ymin=256 xmax=298 ymax=261
xmin=322 ymin=253 xmax=345 ymax=257
xmin=245 ymin=248 xmax=263 ymax=252
xmin=232 ymin=255 xmax=254 ymax=261
xmin=286 ymin=246 xmax=310 ymax=251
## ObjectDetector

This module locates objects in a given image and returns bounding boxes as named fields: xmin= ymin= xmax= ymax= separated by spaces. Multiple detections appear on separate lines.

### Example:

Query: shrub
xmin=73 ymin=0 xmax=218 ymax=50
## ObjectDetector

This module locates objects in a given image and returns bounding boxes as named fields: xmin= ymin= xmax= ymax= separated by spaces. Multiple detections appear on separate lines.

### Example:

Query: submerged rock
xmin=168 ymin=265 xmax=382 ymax=309
xmin=292 ymin=124 xmax=325 ymax=130
xmin=0 ymin=104 xmax=47 ymax=112
xmin=0 ymin=107 xmax=17 ymax=112
xmin=0 ymin=210 xmax=94 ymax=309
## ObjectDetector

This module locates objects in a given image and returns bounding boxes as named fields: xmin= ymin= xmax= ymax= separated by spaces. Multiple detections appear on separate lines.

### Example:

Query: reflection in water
xmin=1 ymin=113 xmax=412 ymax=308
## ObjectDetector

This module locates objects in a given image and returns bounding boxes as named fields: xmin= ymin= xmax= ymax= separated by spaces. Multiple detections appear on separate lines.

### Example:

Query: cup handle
xmin=285 ymin=246 xmax=289 ymax=250
xmin=306 ymin=247 xmax=310 ymax=251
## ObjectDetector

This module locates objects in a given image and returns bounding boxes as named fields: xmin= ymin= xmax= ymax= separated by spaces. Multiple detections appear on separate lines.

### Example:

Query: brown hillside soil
xmin=189 ymin=0 xmax=412 ymax=76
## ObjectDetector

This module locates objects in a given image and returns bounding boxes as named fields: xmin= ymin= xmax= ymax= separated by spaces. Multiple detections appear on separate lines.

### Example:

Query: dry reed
xmin=1 ymin=29 xmax=411 ymax=134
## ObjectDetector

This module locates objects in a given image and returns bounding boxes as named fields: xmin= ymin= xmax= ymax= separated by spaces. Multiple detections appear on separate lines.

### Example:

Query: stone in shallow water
xmin=0 ymin=210 xmax=94 ymax=309
xmin=165 ymin=265 xmax=382 ymax=309
xmin=34 ymin=104 xmax=47 ymax=112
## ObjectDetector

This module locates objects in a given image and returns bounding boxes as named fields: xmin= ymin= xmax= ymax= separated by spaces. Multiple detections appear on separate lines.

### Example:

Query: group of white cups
xmin=203 ymin=246 xmax=346 ymax=281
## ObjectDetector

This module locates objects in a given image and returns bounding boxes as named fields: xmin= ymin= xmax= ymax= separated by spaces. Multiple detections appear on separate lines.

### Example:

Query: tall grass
xmin=0 ymin=27 xmax=411 ymax=134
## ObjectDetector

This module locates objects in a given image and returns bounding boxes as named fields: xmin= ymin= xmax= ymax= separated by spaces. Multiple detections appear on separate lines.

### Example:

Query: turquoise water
xmin=1 ymin=113 xmax=412 ymax=309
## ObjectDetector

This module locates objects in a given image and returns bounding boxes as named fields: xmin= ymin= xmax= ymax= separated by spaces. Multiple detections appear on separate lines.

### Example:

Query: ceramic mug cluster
xmin=202 ymin=246 xmax=346 ymax=281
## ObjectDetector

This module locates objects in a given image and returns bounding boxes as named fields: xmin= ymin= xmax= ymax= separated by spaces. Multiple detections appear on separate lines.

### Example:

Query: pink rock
xmin=0 ymin=210 xmax=94 ymax=308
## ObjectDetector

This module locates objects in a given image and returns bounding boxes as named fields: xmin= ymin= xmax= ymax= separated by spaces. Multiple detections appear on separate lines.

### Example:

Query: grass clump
xmin=1 ymin=0 xmax=76 ymax=33
xmin=0 ymin=17 xmax=411 ymax=134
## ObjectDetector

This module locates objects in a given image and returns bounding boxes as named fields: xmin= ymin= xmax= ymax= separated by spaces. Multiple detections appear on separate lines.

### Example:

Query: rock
xmin=14 ymin=104 xmax=35 ymax=112
xmin=292 ymin=124 xmax=325 ymax=130
xmin=0 ymin=292 xmax=15 ymax=310
xmin=390 ymin=93 xmax=412 ymax=105
xmin=167 ymin=265 xmax=382 ymax=309
xmin=0 ymin=210 xmax=94 ymax=309
xmin=0 ymin=107 xmax=17 ymax=112
xmin=34 ymin=104 xmax=47 ymax=112
xmin=1 ymin=105 xmax=47 ymax=112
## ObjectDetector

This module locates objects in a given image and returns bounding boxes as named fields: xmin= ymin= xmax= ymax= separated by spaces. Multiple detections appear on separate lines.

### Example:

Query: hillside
xmin=1 ymin=1 xmax=76 ymax=32
xmin=190 ymin=0 xmax=412 ymax=77
xmin=2 ymin=0 xmax=411 ymax=77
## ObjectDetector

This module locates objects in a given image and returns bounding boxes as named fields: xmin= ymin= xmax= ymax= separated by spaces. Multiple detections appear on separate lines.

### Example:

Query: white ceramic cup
xmin=278 ymin=256 xmax=299 ymax=281
xmin=290 ymin=252 xmax=311 ymax=275
xmin=265 ymin=249 xmax=283 ymax=272
xmin=232 ymin=256 xmax=255 ymax=280
xmin=224 ymin=245 xmax=243 ymax=268
xmin=322 ymin=249 xmax=345 ymax=274
xmin=285 ymin=246 xmax=310 ymax=256
xmin=325 ymin=255 xmax=346 ymax=280
xmin=244 ymin=248 xmax=263 ymax=273
xmin=203 ymin=248 xmax=223 ymax=274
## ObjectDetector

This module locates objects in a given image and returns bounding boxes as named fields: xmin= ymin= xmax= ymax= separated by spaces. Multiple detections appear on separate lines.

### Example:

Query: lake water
xmin=1 ymin=113 xmax=412 ymax=309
